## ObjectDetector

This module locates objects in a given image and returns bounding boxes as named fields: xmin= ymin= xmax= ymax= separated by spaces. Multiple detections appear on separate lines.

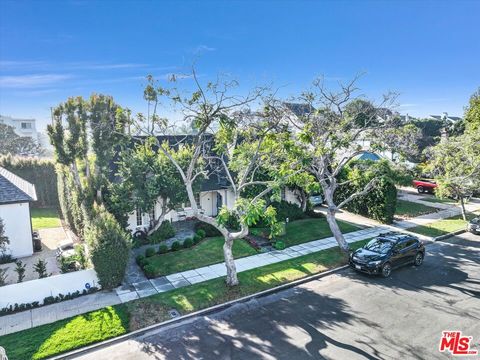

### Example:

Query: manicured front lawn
xmin=277 ymin=217 xmax=359 ymax=247
xmin=31 ymin=208 xmax=61 ymax=229
xmin=408 ymin=214 xmax=473 ymax=237
xmin=421 ymin=197 xmax=456 ymax=205
xmin=0 ymin=239 xmax=368 ymax=360
xmin=146 ymin=237 xmax=258 ymax=277
xmin=0 ymin=305 xmax=129 ymax=360
xmin=395 ymin=199 xmax=438 ymax=218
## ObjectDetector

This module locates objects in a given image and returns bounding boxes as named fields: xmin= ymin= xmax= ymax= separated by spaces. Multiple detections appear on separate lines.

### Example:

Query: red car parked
xmin=412 ymin=179 xmax=437 ymax=194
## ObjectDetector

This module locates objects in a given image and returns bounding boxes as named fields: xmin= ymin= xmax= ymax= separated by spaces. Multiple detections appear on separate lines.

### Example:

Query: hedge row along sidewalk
xmin=0 ymin=239 xmax=372 ymax=360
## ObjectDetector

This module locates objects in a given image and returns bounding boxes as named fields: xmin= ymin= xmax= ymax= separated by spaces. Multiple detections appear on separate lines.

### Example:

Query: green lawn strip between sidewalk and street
xmin=250 ymin=217 xmax=360 ymax=247
xmin=395 ymin=199 xmax=438 ymax=218
xmin=0 ymin=239 xmax=370 ymax=360
xmin=30 ymin=207 xmax=61 ymax=229
xmin=146 ymin=237 xmax=258 ymax=277
xmin=408 ymin=213 xmax=476 ymax=237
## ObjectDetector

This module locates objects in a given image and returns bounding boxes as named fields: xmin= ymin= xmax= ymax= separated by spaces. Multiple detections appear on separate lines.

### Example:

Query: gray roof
xmin=0 ymin=166 xmax=37 ymax=204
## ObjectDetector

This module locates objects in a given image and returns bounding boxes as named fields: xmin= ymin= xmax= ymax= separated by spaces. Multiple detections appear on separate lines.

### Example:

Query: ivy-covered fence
xmin=0 ymin=155 xmax=59 ymax=208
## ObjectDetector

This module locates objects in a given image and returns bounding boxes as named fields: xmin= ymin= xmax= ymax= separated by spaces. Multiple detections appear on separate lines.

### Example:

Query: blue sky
xmin=1 ymin=0 xmax=479 ymax=130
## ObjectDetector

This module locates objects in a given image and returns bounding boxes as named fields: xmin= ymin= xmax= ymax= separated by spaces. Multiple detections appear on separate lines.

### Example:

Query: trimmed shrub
xmin=193 ymin=234 xmax=202 ymax=244
xmin=273 ymin=240 xmax=285 ymax=250
xmin=148 ymin=220 xmax=175 ymax=244
xmin=335 ymin=159 xmax=398 ymax=224
xmin=145 ymin=247 xmax=156 ymax=257
xmin=85 ymin=206 xmax=131 ymax=290
xmin=158 ymin=244 xmax=169 ymax=254
xmin=171 ymin=241 xmax=181 ymax=251
xmin=143 ymin=264 xmax=156 ymax=278
xmin=183 ymin=238 xmax=194 ymax=248
xmin=271 ymin=201 xmax=306 ymax=222
xmin=194 ymin=222 xmax=221 ymax=237
xmin=196 ymin=229 xmax=206 ymax=239
xmin=135 ymin=255 xmax=147 ymax=267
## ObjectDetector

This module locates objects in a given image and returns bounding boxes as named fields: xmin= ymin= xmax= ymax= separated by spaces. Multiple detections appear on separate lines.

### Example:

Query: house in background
xmin=0 ymin=166 xmax=37 ymax=258
xmin=0 ymin=115 xmax=38 ymax=139
xmin=428 ymin=112 xmax=462 ymax=123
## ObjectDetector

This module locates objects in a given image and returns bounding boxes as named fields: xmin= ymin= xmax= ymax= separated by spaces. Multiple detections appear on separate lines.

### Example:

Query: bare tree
xmin=133 ymin=70 xmax=298 ymax=286
xmin=285 ymin=76 xmax=398 ymax=252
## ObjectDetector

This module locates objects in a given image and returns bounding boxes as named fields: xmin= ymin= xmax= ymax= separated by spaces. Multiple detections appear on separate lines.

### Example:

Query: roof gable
xmin=0 ymin=166 xmax=37 ymax=204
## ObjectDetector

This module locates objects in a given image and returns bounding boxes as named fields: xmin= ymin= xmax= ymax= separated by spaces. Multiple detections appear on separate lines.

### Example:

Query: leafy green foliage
xmin=464 ymin=88 xmax=480 ymax=134
xmin=0 ymin=155 xmax=59 ymax=208
xmin=170 ymin=241 xmax=181 ymax=251
xmin=183 ymin=238 xmax=194 ymax=248
xmin=145 ymin=247 xmax=156 ymax=257
xmin=135 ymin=255 xmax=147 ymax=267
xmin=273 ymin=240 xmax=285 ymax=250
xmin=158 ymin=244 xmax=169 ymax=254
xmin=196 ymin=229 xmax=206 ymax=239
xmin=148 ymin=221 xmax=175 ymax=244
xmin=0 ymin=217 xmax=9 ymax=253
xmin=335 ymin=160 xmax=398 ymax=224
xmin=193 ymin=234 xmax=201 ymax=244
xmin=425 ymin=132 xmax=480 ymax=216
xmin=194 ymin=222 xmax=221 ymax=237
xmin=14 ymin=260 xmax=26 ymax=283
xmin=85 ymin=206 xmax=131 ymax=290
xmin=271 ymin=201 xmax=306 ymax=222
xmin=34 ymin=260 xmax=49 ymax=279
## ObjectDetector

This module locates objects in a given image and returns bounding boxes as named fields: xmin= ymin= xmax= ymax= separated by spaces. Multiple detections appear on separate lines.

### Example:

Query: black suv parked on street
xmin=349 ymin=232 xmax=425 ymax=277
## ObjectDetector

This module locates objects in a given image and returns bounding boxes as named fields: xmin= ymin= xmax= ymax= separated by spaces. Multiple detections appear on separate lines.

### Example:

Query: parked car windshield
xmin=364 ymin=238 xmax=395 ymax=254
xmin=471 ymin=218 xmax=479 ymax=224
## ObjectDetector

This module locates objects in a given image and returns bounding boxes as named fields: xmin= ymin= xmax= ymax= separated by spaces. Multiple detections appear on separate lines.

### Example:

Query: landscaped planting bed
xmin=0 ymin=239 xmax=369 ymax=360
xmin=395 ymin=199 xmax=438 ymax=218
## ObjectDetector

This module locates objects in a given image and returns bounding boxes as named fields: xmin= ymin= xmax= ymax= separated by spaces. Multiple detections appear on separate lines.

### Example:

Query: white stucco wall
xmin=284 ymin=188 xmax=302 ymax=207
xmin=0 ymin=269 xmax=99 ymax=308
xmin=0 ymin=202 xmax=33 ymax=258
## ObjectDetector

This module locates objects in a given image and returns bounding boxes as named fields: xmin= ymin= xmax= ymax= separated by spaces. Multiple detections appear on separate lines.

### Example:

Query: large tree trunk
xmin=325 ymin=208 xmax=350 ymax=253
xmin=459 ymin=196 xmax=467 ymax=221
xmin=223 ymin=236 xmax=239 ymax=286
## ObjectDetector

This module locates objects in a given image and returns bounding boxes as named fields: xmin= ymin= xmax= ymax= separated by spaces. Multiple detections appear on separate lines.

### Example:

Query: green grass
xmin=0 ymin=305 xmax=129 ymax=360
xmin=0 ymin=239 xmax=369 ymax=360
xmin=251 ymin=217 xmax=360 ymax=247
xmin=395 ymin=199 xmax=438 ymax=218
xmin=146 ymin=237 xmax=258 ymax=277
xmin=31 ymin=208 xmax=61 ymax=229
xmin=408 ymin=214 xmax=474 ymax=237
xmin=421 ymin=197 xmax=456 ymax=205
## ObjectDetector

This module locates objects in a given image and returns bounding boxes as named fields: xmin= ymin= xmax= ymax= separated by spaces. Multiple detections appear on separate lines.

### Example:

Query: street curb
xmin=50 ymin=264 xmax=349 ymax=359
xmin=433 ymin=229 xmax=466 ymax=241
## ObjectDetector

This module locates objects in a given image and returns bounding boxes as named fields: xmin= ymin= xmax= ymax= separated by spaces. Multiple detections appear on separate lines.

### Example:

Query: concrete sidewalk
xmin=3 ymin=197 xmax=477 ymax=337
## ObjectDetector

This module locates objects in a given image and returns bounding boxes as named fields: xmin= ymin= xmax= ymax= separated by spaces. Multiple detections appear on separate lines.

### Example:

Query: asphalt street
xmin=75 ymin=232 xmax=480 ymax=360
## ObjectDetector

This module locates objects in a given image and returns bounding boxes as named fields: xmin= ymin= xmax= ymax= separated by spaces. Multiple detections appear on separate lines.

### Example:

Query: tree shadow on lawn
xmin=135 ymin=286 xmax=422 ymax=360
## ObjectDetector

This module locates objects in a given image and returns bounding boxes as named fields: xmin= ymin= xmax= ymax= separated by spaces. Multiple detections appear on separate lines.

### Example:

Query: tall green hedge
xmin=0 ymin=155 xmax=59 ymax=208
xmin=335 ymin=160 xmax=398 ymax=224
xmin=85 ymin=206 xmax=131 ymax=290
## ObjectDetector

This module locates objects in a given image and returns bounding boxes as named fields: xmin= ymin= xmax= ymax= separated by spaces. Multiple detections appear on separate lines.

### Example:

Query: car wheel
xmin=417 ymin=186 xmax=424 ymax=193
xmin=414 ymin=252 xmax=424 ymax=266
xmin=381 ymin=263 xmax=392 ymax=278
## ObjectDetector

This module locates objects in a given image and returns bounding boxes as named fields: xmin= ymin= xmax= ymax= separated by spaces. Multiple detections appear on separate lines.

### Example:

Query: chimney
xmin=405 ymin=113 xmax=409 ymax=122
xmin=442 ymin=112 xmax=448 ymax=121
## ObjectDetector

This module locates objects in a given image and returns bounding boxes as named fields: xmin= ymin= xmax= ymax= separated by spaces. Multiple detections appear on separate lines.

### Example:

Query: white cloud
xmin=0 ymin=74 xmax=72 ymax=88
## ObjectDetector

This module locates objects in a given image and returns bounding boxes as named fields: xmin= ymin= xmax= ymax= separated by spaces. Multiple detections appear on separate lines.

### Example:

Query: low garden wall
xmin=0 ymin=269 xmax=99 ymax=309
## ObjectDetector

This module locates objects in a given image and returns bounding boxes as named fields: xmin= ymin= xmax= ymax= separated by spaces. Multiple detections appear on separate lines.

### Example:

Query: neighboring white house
xmin=428 ymin=112 xmax=462 ymax=123
xmin=0 ymin=166 xmax=37 ymax=258
xmin=0 ymin=115 xmax=38 ymax=139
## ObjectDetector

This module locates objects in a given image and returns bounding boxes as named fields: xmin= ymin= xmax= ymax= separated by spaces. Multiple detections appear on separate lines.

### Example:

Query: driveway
xmin=75 ymin=232 xmax=480 ymax=360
